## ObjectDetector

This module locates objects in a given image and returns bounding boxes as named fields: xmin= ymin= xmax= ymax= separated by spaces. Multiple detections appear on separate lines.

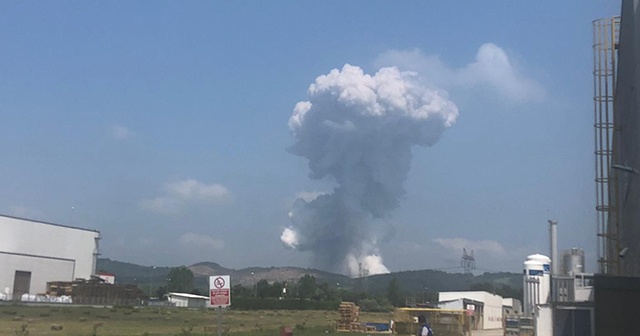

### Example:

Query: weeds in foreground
xmin=92 ymin=322 xmax=103 ymax=336
xmin=179 ymin=326 xmax=193 ymax=336
xmin=14 ymin=323 xmax=28 ymax=336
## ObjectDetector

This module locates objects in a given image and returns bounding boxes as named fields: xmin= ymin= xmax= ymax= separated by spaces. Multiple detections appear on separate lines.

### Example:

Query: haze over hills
xmin=97 ymin=258 xmax=522 ymax=298
xmin=97 ymin=258 xmax=352 ymax=291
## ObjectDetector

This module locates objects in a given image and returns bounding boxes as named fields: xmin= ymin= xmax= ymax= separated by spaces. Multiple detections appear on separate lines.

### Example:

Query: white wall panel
xmin=439 ymin=291 xmax=504 ymax=330
xmin=0 ymin=253 xmax=75 ymax=295
xmin=0 ymin=215 xmax=99 ymax=296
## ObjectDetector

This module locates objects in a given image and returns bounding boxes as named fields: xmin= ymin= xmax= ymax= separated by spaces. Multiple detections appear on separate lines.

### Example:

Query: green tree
xmin=167 ymin=266 xmax=194 ymax=293
xmin=268 ymin=281 xmax=285 ymax=298
xmin=470 ymin=282 xmax=523 ymax=301
xmin=232 ymin=284 xmax=253 ymax=298
xmin=315 ymin=281 xmax=331 ymax=301
xmin=256 ymin=279 xmax=270 ymax=298
xmin=297 ymin=275 xmax=318 ymax=299
xmin=470 ymin=282 xmax=495 ymax=292
xmin=386 ymin=278 xmax=403 ymax=306
xmin=155 ymin=286 xmax=167 ymax=299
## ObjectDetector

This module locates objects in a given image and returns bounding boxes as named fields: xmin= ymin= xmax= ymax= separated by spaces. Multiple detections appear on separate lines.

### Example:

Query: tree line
xmin=150 ymin=266 xmax=521 ymax=312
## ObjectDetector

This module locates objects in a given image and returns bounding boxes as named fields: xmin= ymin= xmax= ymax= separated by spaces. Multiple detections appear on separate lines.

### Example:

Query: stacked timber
xmin=336 ymin=302 xmax=361 ymax=332
xmin=46 ymin=281 xmax=73 ymax=296
xmin=46 ymin=279 xmax=146 ymax=305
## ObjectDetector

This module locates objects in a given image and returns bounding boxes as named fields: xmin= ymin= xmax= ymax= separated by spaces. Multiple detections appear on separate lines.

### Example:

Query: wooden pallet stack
xmin=46 ymin=281 xmax=73 ymax=296
xmin=336 ymin=302 xmax=361 ymax=332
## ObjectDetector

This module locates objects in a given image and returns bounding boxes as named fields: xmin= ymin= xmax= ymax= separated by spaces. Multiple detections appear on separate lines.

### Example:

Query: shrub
xmin=179 ymin=326 xmax=193 ymax=336
xmin=92 ymin=322 xmax=103 ymax=336
xmin=50 ymin=324 xmax=64 ymax=331
xmin=14 ymin=323 xmax=29 ymax=336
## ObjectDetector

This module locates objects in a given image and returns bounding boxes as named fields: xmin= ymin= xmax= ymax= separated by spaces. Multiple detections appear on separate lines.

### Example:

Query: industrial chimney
xmin=548 ymin=220 xmax=558 ymax=276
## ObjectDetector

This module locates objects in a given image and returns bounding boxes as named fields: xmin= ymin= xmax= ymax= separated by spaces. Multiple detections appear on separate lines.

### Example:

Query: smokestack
xmin=548 ymin=220 xmax=558 ymax=275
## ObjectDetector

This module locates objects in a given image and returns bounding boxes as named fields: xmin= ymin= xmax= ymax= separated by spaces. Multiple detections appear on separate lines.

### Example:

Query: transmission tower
xmin=461 ymin=248 xmax=476 ymax=274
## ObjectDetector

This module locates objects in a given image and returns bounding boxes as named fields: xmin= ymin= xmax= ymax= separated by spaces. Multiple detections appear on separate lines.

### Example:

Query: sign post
xmin=209 ymin=275 xmax=231 ymax=336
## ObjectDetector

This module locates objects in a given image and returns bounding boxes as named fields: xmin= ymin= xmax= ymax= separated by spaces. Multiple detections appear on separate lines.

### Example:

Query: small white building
xmin=166 ymin=292 xmax=209 ymax=308
xmin=439 ymin=291 xmax=504 ymax=330
xmin=0 ymin=214 xmax=100 ymax=299
xmin=438 ymin=297 xmax=484 ymax=330
xmin=97 ymin=273 xmax=115 ymax=285
xmin=502 ymin=298 xmax=522 ymax=316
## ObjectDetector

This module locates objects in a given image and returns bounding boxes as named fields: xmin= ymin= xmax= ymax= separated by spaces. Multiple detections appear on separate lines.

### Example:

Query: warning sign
xmin=209 ymin=275 xmax=231 ymax=307
xmin=213 ymin=276 xmax=226 ymax=289
xmin=210 ymin=289 xmax=230 ymax=306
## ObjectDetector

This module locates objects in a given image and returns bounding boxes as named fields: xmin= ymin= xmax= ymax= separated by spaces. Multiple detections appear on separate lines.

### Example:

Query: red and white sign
xmin=209 ymin=275 xmax=231 ymax=307
xmin=466 ymin=304 xmax=475 ymax=316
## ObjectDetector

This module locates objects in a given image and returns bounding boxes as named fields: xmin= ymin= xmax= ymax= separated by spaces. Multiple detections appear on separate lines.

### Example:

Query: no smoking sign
xmin=213 ymin=277 xmax=225 ymax=289
xmin=209 ymin=275 xmax=231 ymax=307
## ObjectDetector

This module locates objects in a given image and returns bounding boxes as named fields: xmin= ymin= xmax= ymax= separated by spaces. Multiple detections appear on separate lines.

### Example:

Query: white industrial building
xmin=0 ymin=214 xmax=100 ymax=299
xmin=437 ymin=297 xmax=484 ymax=330
xmin=166 ymin=292 xmax=210 ymax=308
xmin=438 ymin=291 xmax=504 ymax=330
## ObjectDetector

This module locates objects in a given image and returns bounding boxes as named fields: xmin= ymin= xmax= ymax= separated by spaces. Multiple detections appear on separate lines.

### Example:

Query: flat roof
xmin=439 ymin=298 xmax=484 ymax=306
xmin=167 ymin=292 xmax=210 ymax=300
xmin=0 ymin=214 xmax=99 ymax=233
xmin=396 ymin=307 xmax=466 ymax=313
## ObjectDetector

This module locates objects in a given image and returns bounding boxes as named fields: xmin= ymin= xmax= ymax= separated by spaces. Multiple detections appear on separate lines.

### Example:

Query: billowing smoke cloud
xmin=283 ymin=64 xmax=458 ymax=276
xmin=280 ymin=227 xmax=299 ymax=249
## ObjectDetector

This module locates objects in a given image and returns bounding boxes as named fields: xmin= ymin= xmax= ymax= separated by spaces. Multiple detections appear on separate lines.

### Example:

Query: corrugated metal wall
xmin=614 ymin=0 xmax=640 ymax=277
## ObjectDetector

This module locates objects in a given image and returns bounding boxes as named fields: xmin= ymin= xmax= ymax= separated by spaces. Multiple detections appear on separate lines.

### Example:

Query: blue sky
xmin=0 ymin=1 xmax=621 ymax=274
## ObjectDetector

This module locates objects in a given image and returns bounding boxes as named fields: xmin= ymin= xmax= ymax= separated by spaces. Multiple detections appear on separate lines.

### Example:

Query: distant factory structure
xmin=501 ymin=1 xmax=639 ymax=334
xmin=561 ymin=248 xmax=585 ymax=276
xmin=520 ymin=247 xmax=595 ymax=335
xmin=509 ymin=2 xmax=640 ymax=334
xmin=0 ymin=214 xmax=100 ymax=300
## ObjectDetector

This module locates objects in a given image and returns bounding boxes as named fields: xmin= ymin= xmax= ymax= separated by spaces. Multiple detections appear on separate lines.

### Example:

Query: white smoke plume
xmin=281 ymin=227 xmax=299 ymax=249
xmin=283 ymin=64 xmax=458 ymax=276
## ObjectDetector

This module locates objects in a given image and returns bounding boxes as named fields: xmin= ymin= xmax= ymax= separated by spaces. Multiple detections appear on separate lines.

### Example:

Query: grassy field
xmin=0 ymin=304 xmax=394 ymax=336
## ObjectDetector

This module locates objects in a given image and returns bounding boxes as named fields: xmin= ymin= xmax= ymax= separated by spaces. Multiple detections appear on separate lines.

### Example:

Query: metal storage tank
xmin=562 ymin=248 xmax=585 ymax=276
xmin=523 ymin=254 xmax=551 ymax=316
xmin=527 ymin=253 xmax=552 ymax=275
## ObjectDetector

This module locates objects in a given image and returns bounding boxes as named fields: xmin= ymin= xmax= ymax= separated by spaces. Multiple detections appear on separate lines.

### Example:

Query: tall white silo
xmin=523 ymin=254 xmax=551 ymax=316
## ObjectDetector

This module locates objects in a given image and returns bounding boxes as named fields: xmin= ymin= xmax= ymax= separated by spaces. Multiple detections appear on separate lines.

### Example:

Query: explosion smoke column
xmin=283 ymin=64 xmax=458 ymax=276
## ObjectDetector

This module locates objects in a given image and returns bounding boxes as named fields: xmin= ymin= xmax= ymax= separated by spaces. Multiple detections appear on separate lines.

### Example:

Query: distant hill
xmin=188 ymin=261 xmax=351 ymax=286
xmin=97 ymin=258 xmax=172 ymax=278
xmin=96 ymin=258 xmax=522 ymax=297
xmin=96 ymin=258 xmax=353 ymax=291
